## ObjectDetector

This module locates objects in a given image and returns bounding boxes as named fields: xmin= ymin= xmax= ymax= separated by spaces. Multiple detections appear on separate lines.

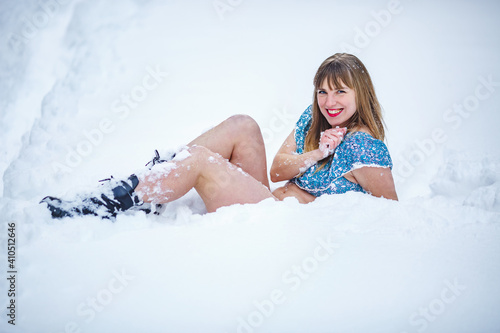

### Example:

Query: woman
xmin=41 ymin=53 xmax=397 ymax=219
xmin=271 ymin=53 xmax=397 ymax=203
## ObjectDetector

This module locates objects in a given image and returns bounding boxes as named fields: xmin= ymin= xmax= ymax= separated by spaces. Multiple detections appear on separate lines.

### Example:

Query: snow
xmin=1 ymin=0 xmax=500 ymax=332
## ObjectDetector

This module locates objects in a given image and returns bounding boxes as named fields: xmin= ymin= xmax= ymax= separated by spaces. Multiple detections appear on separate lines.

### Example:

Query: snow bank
xmin=1 ymin=0 xmax=499 ymax=332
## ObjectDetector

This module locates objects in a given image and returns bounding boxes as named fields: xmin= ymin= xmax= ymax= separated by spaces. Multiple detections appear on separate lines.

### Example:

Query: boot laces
xmin=145 ymin=150 xmax=173 ymax=168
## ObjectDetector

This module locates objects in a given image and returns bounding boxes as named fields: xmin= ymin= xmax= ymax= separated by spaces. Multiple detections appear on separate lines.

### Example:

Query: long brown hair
xmin=304 ymin=54 xmax=385 ymax=162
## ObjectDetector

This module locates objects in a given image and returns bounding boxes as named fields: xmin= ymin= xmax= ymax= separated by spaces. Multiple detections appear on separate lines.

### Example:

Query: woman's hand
xmin=270 ymin=127 xmax=346 ymax=183
xmin=319 ymin=127 xmax=347 ymax=158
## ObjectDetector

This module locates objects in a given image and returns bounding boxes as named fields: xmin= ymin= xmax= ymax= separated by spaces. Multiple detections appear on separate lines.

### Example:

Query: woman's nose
xmin=326 ymin=94 xmax=337 ymax=107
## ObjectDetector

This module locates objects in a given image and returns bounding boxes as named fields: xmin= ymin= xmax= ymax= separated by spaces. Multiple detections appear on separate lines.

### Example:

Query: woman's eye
xmin=337 ymin=90 xmax=345 ymax=94
xmin=318 ymin=90 xmax=327 ymax=94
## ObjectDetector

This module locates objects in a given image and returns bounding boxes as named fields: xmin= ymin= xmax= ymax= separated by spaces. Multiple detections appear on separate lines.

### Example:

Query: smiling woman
xmin=271 ymin=53 xmax=397 ymax=201
xmin=41 ymin=53 xmax=397 ymax=220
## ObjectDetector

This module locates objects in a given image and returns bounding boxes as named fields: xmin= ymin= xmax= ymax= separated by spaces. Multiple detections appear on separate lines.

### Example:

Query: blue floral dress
xmin=291 ymin=105 xmax=393 ymax=197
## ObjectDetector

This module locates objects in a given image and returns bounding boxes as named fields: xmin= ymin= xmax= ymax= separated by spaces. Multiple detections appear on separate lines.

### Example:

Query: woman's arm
xmin=349 ymin=167 xmax=398 ymax=200
xmin=269 ymin=130 xmax=324 ymax=182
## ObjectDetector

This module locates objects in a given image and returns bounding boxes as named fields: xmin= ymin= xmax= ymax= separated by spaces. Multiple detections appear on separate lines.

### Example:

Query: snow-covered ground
xmin=1 ymin=0 xmax=500 ymax=332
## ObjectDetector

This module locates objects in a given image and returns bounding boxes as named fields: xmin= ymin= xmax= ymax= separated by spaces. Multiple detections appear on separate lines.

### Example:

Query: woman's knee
xmin=187 ymin=145 xmax=214 ymax=160
xmin=226 ymin=114 xmax=262 ymax=138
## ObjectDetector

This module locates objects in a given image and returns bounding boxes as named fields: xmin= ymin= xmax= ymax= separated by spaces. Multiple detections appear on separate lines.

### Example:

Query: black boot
xmin=42 ymin=150 xmax=176 ymax=219
xmin=40 ymin=174 xmax=145 ymax=219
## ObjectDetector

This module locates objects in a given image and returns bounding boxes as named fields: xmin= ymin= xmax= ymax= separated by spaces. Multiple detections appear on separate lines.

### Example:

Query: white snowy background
xmin=1 ymin=0 xmax=500 ymax=332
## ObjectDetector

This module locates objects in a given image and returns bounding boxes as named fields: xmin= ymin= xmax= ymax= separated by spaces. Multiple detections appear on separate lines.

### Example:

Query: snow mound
xmin=430 ymin=152 xmax=500 ymax=212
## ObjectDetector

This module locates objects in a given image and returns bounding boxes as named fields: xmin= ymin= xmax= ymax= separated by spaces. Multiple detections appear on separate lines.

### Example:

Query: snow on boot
xmin=40 ymin=174 xmax=144 ymax=219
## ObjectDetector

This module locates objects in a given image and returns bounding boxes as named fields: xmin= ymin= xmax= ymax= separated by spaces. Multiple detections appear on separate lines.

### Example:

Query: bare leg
xmin=136 ymin=146 xmax=275 ymax=213
xmin=187 ymin=114 xmax=270 ymax=189
xmin=41 ymin=116 xmax=273 ymax=219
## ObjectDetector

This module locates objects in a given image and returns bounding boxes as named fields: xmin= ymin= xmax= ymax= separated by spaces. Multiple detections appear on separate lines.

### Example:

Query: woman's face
xmin=317 ymin=78 xmax=356 ymax=128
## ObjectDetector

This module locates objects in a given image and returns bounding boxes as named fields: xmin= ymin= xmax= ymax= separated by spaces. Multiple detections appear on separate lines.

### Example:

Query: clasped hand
xmin=319 ymin=127 xmax=347 ymax=158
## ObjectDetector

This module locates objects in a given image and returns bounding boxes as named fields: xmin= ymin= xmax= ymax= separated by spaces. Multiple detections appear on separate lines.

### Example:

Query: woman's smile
xmin=325 ymin=108 xmax=344 ymax=117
